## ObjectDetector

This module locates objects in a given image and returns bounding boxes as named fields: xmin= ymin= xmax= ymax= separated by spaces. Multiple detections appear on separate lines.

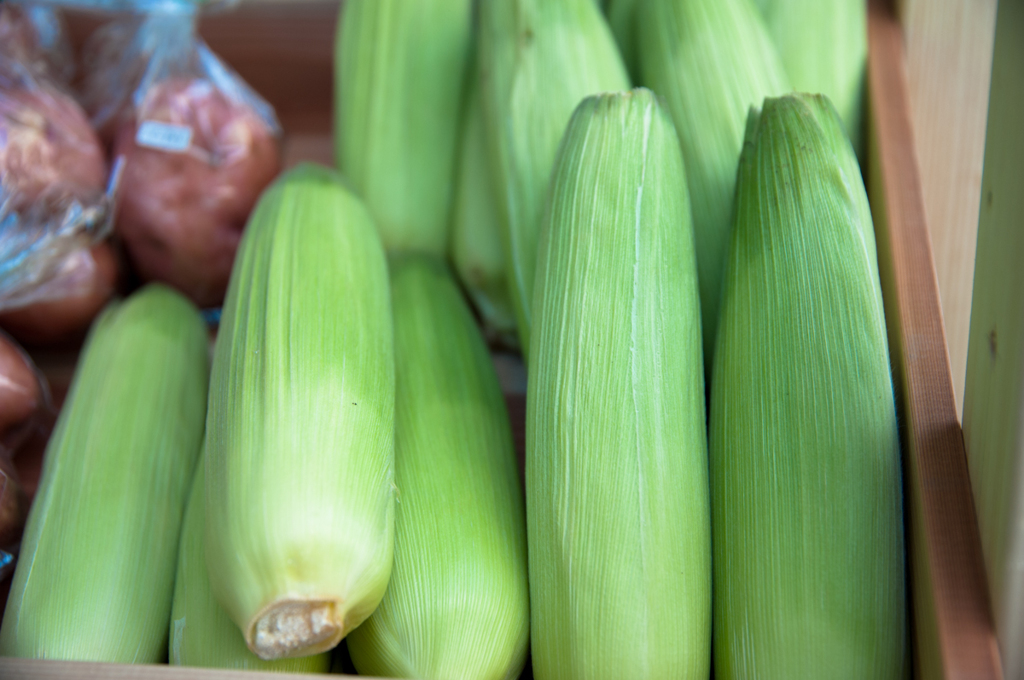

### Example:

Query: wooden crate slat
xmin=961 ymin=0 xmax=1024 ymax=676
xmin=898 ymin=0 xmax=997 ymax=414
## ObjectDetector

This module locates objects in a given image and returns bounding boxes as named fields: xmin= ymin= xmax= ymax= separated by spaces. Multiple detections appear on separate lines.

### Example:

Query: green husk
xmin=528 ymin=89 xmax=710 ymax=679
xmin=170 ymin=459 xmax=330 ymax=673
xmin=479 ymin=0 xmax=630 ymax=360
xmin=709 ymin=94 xmax=906 ymax=679
xmin=0 ymin=285 xmax=208 ymax=662
xmin=335 ymin=0 xmax=472 ymax=255
xmin=759 ymin=0 xmax=866 ymax=157
xmin=449 ymin=69 xmax=518 ymax=344
xmin=204 ymin=163 xmax=395 ymax=661
xmin=347 ymin=254 xmax=530 ymax=680
xmin=637 ymin=0 xmax=790 ymax=374
xmin=603 ymin=0 xmax=640 ymax=80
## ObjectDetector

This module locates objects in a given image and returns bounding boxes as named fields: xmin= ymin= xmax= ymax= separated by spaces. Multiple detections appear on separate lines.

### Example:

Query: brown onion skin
xmin=0 ymin=243 xmax=119 ymax=348
xmin=113 ymin=78 xmax=281 ymax=308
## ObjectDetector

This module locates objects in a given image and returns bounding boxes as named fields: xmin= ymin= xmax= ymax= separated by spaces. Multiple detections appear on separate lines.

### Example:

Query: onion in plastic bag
xmin=0 ymin=330 xmax=51 ymax=576
xmin=0 ymin=57 xmax=106 ymax=210
xmin=0 ymin=331 xmax=42 ymax=438
xmin=113 ymin=78 xmax=280 ymax=307
xmin=0 ymin=242 xmax=119 ymax=346
xmin=0 ymin=52 xmax=115 ymax=345
xmin=84 ymin=10 xmax=282 ymax=307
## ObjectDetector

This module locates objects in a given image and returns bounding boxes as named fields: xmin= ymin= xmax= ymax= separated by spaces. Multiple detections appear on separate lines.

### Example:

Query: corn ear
xmin=759 ymin=0 xmax=866 ymax=157
xmin=637 ymin=0 xmax=789 ymax=374
xmin=170 ymin=458 xmax=330 ymax=673
xmin=709 ymin=94 xmax=906 ymax=679
xmin=347 ymin=254 xmax=530 ymax=680
xmin=449 ymin=70 xmax=518 ymax=345
xmin=528 ymin=89 xmax=710 ymax=679
xmin=0 ymin=285 xmax=208 ymax=662
xmin=479 ymin=0 xmax=630 ymax=360
xmin=335 ymin=0 xmax=472 ymax=256
xmin=204 ymin=163 xmax=395 ymax=661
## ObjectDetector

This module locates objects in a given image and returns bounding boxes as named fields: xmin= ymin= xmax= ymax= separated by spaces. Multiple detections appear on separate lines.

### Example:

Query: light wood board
xmin=897 ymin=0 xmax=997 ymax=416
xmin=961 ymin=0 xmax=1024 ymax=676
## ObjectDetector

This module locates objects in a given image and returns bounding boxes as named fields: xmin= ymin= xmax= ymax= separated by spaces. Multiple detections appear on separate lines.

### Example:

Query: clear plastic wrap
xmin=27 ymin=0 xmax=239 ymax=16
xmin=0 ymin=51 xmax=116 ymax=341
xmin=82 ymin=7 xmax=282 ymax=307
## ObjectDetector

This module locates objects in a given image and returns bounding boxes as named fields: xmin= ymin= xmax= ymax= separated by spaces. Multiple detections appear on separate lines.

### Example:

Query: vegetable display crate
xmin=0 ymin=0 xmax=1003 ymax=678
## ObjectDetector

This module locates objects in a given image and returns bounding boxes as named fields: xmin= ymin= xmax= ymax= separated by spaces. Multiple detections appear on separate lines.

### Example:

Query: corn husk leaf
xmin=528 ymin=88 xmax=710 ymax=679
xmin=603 ymin=0 xmax=640 ymax=80
xmin=347 ymin=254 xmax=529 ymax=680
xmin=170 ymin=458 xmax=331 ymax=673
xmin=479 ymin=0 xmax=630 ymax=360
xmin=204 ymin=163 xmax=395 ymax=661
xmin=336 ymin=0 xmax=472 ymax=255
xmin=709 ymin=93 xmax=906 ymax=679
xmin=637 ymin=0 xmax=789 ymax=374
xmin=0 ymin=285 xmax=208 ymax=662
xmin=449 ymin=68 xmax=518 ymax=345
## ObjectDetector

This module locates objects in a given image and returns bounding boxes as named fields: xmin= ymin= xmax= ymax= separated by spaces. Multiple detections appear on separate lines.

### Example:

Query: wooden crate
xmin=0 ymin=0 xmax=1003 ymax=677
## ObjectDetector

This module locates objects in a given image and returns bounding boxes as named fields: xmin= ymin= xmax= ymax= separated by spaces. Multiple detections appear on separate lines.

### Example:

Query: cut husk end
xmin=246 ymin=598 xmax=345 ymax=661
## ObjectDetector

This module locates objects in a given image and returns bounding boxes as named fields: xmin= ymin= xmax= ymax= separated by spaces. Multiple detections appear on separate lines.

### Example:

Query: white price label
xmin=135 ymin=121 xmax=193 ymax=153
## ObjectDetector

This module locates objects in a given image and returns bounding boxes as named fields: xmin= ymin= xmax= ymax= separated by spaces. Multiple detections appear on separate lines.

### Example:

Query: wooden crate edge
xmin=866 ymin=1 xmax=1002 ymax=678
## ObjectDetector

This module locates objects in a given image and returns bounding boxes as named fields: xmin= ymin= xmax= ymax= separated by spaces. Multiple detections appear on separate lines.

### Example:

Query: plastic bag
xmin=0 ymin=52 xmax=116 ymax=337
xmin=0 ymin=1 xmax=74 ymax=83
xmin=26 ymin=0 xmax=239 ymax=17
xmin=81 ymin=6 xmax=282 ymax=307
